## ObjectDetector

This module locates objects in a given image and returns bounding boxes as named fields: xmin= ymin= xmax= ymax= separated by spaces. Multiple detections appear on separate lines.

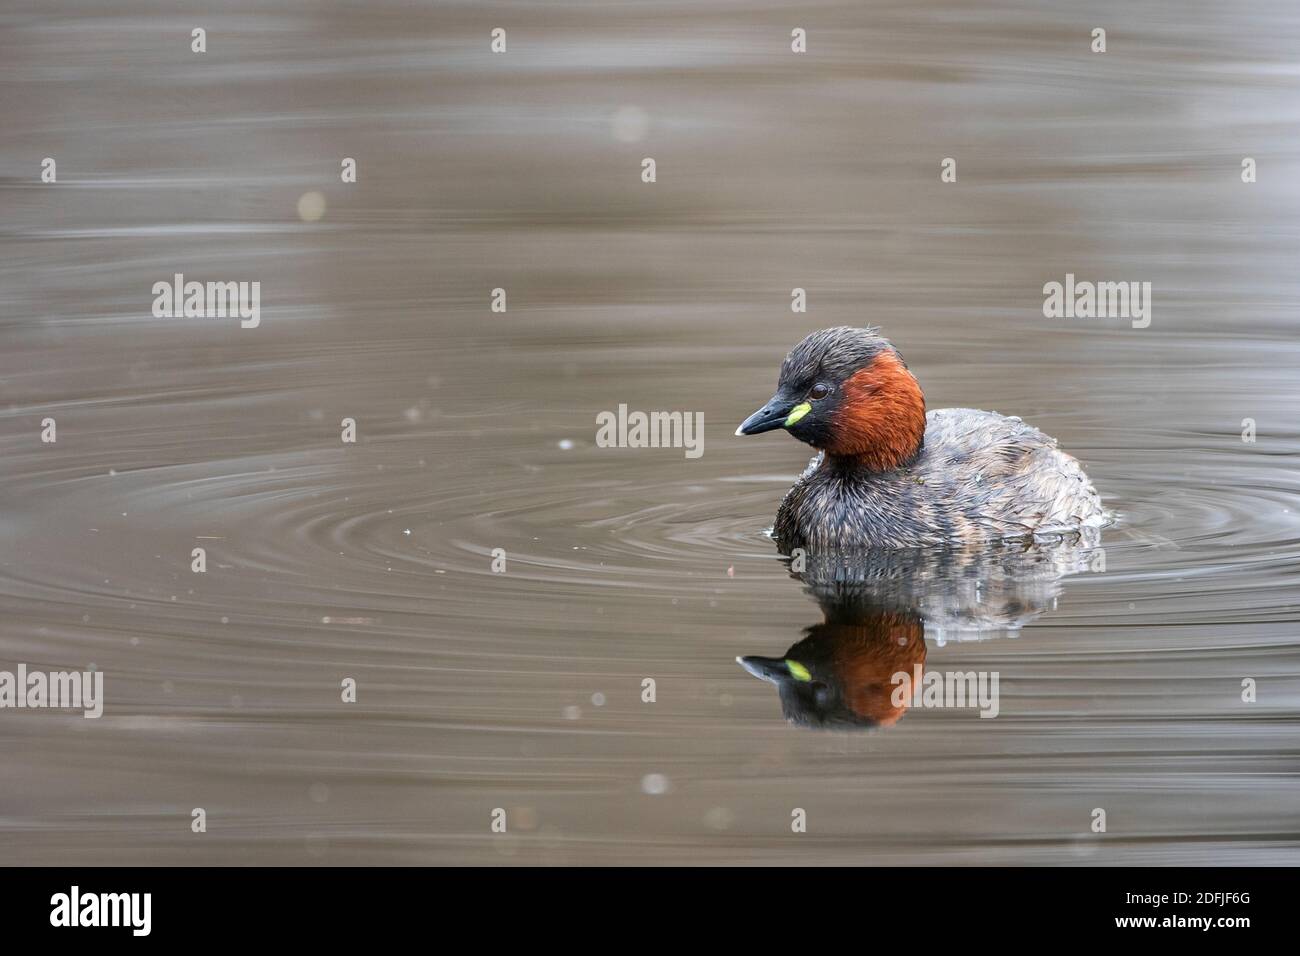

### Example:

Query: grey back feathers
xmin=775 ymin=407 xmax=1107 ymax=551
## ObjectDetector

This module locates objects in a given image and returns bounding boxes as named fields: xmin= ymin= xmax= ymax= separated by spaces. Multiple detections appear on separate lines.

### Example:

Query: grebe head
xmin=735 ymin=326 xmax=926 ymax=471
xmin=737 ymin=608 xmax=927 ymax=729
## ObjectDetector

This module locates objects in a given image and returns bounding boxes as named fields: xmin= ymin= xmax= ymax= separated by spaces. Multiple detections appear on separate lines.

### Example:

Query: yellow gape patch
xmin=784 ymin=402 xmax=812 ymax=427
xmin=785 ymin=660 xmax=812 ymax=682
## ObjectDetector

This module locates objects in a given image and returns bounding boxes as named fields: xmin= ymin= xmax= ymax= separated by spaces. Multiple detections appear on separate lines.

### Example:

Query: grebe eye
xmin=809 ymin=383 xmax=831 ymax=400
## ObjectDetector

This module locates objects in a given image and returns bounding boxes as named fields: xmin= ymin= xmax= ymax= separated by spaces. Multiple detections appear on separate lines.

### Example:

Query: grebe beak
xmin=735 ymin=394 xmax=798 ymax=436
xmin=736 ymin=655 xmax=791 ymax=683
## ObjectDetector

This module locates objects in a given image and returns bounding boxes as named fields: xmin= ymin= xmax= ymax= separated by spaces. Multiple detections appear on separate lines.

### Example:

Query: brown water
xmin=2 ymin=1 xmax=1299 ymax=864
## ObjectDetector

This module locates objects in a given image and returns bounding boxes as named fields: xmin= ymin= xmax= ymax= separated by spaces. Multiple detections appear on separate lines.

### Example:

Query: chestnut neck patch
xmin=826 ymin=350 xmax=926 ymax=471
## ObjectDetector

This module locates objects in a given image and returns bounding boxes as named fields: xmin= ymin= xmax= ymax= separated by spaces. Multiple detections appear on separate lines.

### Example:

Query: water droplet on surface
xmin=297 ymin=191 xmax=326 ymax=221
xmin=611 ymin=105 xmax=649 ymax=143
xmin=641 ymin=773 xmax=669 ymax=795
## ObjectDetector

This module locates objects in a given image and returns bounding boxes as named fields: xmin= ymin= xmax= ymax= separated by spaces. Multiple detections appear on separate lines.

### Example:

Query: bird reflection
xmin=738 ymin=533 xmax=1102 ymax=730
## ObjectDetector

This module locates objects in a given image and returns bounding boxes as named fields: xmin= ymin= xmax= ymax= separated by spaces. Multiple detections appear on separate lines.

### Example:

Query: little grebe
xmin=736 ymin=327 xmax=1106 ymax=550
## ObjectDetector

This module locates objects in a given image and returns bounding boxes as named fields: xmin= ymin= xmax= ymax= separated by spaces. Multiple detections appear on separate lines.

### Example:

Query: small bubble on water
xmin=704 ymin=807 xmax=734 ymax=830
xmin=557 ymin=439 xmax=574 ymax=450
xmin=514 ymin=806 xmax=539 ymax=830
xmin=591 ymin=692 xmax=606 ymax=706
xmin=297 ymin=190 xmax=326 ymax=222
xmin=641 ymin=773 xmax=670 ymax=795
xmin=563 ymin=705 xmax=582 ymax=720
xmin=610 ymin=105 xmax=649 ymax=143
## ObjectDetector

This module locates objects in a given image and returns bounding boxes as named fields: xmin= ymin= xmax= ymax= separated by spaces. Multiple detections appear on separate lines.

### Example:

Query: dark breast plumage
xmin=774 ymin=408 xmax=1106 ymax=551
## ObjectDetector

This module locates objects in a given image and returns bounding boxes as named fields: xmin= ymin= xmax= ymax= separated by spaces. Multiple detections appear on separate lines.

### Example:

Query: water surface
xmin=2 ymin=1 xmax=1299 ymax=864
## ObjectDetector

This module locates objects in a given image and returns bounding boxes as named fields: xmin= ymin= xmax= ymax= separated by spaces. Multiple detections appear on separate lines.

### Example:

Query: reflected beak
xmin=735 ymin=395 xmax=799 ymax=436
xmin=736 ymin=655 xmax=790 ymax=684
